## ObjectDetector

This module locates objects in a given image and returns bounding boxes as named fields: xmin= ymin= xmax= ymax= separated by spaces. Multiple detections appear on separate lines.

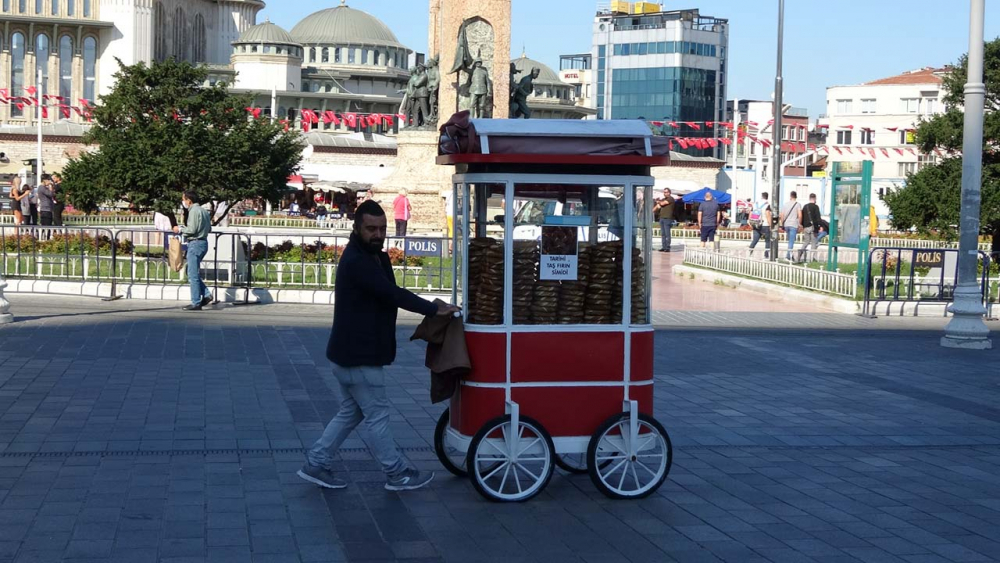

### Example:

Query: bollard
xmin=0 ymin=277 xmax=12 ymax=324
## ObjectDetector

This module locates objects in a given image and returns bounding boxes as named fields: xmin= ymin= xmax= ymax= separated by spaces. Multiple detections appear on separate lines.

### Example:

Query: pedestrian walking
xmin=796 ymin=194 xmax=823 ymax=263
xmin=17 ymin=184 xmax=34 ymax=225
xmin=28 ymin=185 xmax=38 ymax=226
xmin=393 ymin=189 xmax=412 ymax=237
xmin=748 ymin=192 xmax=772 ymax=259
xmin=698 ymin=191 xmax=721 ymax=250
xmin=172 ymin=191 xmax=213 ymax=311
xmin=779 ymin=191 xmax=802 ymax=261
xmin=37 ymin=175 xmax=55 ymax=226
xmin=653 ymin=188 xmax=675 ymax=252
xmin=298 ymin=200 xmax=459 ymax=492
xmin=51 ymin=173 xmax=65 ymax=226
xmin=9 ymin=177 xmax=25 ymax=225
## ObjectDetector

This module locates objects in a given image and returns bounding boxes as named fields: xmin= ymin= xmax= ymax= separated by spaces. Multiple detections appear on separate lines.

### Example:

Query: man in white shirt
xmin=779 ymin=191 xmax=802 ymax=261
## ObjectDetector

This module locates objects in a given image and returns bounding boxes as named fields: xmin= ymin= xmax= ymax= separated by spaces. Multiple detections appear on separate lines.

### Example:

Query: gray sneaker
xmin=385 ymin=469 xmax=434 ymax=491
xmin=297 ymin=463 xmax=347 ymax=489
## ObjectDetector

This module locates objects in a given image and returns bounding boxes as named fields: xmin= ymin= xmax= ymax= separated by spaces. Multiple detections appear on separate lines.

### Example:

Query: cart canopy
xmin=681 ymin=188 xmax=731 ymax=204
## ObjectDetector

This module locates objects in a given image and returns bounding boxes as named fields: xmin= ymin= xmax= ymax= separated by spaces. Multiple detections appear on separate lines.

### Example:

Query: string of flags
xmin=286 ymin=108 xmax=407 ymax=132
xmin=666 ymin=134 xmax=960 ymax=159
xmin=647 ymin=120 xmax=921 ymax=135
xmin=0 ymin=88 xmax=93 ymax=121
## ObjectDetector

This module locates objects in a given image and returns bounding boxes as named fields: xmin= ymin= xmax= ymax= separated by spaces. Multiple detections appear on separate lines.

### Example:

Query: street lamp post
xmin=942 ymin=0 xmax=992 ymax=349
xmin=769 ymin=0 xmax=785 ymax=262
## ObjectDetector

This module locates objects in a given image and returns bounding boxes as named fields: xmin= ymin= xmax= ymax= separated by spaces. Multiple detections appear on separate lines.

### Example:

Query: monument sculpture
xmin=510 ymin=67 xmax=540 ymax=119
xmin=448 ymin=17 xmax=497 ymax=118
xmin=398 ymin=68 xmax=417 ymax=126
xmin=411 ymin=64 xmax=432 ymax=127
xmin=469 ymin=60 xmax=492 ymax=118
xmin=426 ymin=56 xmax=441 ymax=123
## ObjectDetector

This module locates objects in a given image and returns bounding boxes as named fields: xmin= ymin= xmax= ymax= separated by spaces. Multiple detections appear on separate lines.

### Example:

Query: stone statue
xmin=426 ymin=56 xmax=441 ymax=123
xmin=398 ymin=68 xmax=418 ymax=125
xmin=469 ymin=60 xmax=491 ymax=118
xmin=510 ymin=67 xmax=540 ymax=119
xmin=411 ymin=64 xmax=432 ymax=127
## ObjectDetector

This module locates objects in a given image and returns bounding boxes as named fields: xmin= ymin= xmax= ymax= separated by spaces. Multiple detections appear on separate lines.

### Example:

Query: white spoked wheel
xmin=467 ymin=415 xmax=555 ymax=503
xmin=587 ymin=413 xmax=672 ymax=500
xmin=433 ymin=408 xmax=467 ymax=477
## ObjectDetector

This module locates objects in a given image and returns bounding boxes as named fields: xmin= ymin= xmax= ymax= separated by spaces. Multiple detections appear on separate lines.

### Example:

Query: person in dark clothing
xmin=298 ymin=200 xmax=459 ymax=492
xmin=37 ymin=175 xmax=55 ymax=226
xmin=51 ymin=173 xmax=65 ymax=226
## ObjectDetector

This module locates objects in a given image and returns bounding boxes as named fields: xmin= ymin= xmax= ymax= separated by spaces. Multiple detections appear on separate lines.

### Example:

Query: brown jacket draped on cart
xmin=410 ymin=302 xmax=471 ymax=403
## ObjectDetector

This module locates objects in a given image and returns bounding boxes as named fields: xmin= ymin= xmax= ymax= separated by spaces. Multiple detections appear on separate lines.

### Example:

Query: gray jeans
xmin=796 ymin=226 xmax=818 ymax=263
xmin=659 ymin=218 xmax=673 ymax=250
xmin=307 ymin=365 xmax=411 ymax=478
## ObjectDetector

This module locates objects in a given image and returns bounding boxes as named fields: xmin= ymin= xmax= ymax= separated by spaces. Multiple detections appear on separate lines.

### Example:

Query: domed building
xmin=511 ymin=54 xmax=596 ymax=120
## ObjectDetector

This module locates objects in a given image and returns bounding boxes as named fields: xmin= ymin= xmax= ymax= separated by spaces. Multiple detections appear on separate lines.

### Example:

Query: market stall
xmin=432 ymin=118 xmax=674 ymax=502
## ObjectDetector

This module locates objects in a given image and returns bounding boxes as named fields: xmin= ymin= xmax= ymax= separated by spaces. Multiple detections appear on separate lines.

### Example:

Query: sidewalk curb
xmin=671 ymin=264 xmax=860 ymax=314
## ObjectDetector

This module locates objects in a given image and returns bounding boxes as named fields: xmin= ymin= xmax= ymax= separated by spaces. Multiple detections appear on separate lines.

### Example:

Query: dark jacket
xmin=802 ymin=202 xmax=822 ymax=229
xmin=327 ymin=235 xmax=438 ymax=367
xmin=411 ymin=308 xmax=471 ymax=403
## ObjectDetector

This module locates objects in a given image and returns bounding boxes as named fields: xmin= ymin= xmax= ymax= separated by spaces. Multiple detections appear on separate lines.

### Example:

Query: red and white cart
xmin=433 ymin=119 xmax=672 ymax=502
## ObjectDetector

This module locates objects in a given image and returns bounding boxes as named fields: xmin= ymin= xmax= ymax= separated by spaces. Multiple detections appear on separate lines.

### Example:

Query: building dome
xmin=512 ymin=54 xmax=563 ymax=86
xmin=236 ymin=20 xmax=299 ymax=46
xmin=290 ymin=3 xmax=405 ymax=49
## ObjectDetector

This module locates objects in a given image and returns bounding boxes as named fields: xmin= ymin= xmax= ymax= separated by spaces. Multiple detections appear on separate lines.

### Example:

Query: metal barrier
xmin=2 ymin=225 xmax=453 ymax=301
xmin=683 ymin=247 xmax=857 ymax=298
xmin=862 ymin=247 xmax=993 ymax=317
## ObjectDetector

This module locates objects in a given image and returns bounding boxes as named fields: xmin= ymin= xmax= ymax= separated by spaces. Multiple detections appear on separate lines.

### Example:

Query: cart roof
xmin=436 ymin=118 xmax=669 ymax=168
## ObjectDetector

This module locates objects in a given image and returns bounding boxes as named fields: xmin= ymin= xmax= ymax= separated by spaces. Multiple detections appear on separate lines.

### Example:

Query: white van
xmin=512 ymin=188 xmax=626 ymax=243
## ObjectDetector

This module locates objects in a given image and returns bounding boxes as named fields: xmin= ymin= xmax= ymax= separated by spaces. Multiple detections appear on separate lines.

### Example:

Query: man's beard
xmin=366 ymin=238 xmax=385 ymax=253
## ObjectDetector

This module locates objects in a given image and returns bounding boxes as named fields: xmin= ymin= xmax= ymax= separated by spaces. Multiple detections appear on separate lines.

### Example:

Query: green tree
xmin=883 ymin=38 xmax=1000 ymax=244
xmin=62 ymin=59 xmax=302 ymax=223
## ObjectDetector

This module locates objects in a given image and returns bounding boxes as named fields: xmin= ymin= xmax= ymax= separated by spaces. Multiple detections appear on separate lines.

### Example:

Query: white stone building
xmin=820 ymin=67 xmax=948 ymax=219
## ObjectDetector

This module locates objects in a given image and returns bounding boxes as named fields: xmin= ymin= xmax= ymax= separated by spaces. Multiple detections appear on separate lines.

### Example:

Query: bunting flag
xmin=886 ymin=127 xmax=898 ymax=132
xmin=41 ymin=106 xmax=48 ymax=119
xmin=668 ymin=121 xmax=679 ymax=128
xmin=907 ymin=148 xmax=917 ymax=156
xmin=683 ymin=121 xmax=701 ymax=130
xmin=676 ymin=138 xmax=689 ymax=149
xmin=844 ymin=147 xmax=853 ymax=154
xmin=880 ymin=148 xmax=890 ymax=158
xmin=60 ymin=105 xmax=71 ymax=119
xmin=869 ymin=148 xmax=877 ymax=159
xmin=25 ymin=86 xmax=37 ymax=96
xmin=396 ymin=112 xmax=407 ymax=123
xmin=894 ymin=148 xmax=904 ymax=156
xmin=833 ymin=147 xmax=843 ymax=154
xmin=0 ymin=88 xmax=8 ymax=100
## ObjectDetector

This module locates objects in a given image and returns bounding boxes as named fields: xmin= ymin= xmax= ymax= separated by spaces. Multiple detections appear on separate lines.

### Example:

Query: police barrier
xmin=862 ymin=247 xmax=993 ymax=317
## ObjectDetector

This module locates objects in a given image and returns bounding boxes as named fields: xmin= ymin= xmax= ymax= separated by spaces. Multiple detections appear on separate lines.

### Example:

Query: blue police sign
xmin=405 ymin=238 xmax=442 ymax=257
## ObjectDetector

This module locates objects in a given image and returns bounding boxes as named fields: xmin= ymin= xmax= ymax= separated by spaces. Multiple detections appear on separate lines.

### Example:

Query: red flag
xmin=705 ymin=121 xmax=714 ymax=128
xmin=833 ymin=147 xmax=843 ymax=154
xmin=60 ymin=105 xmax=71 ymax=118
xmin=844 ymin=147 xmax=853 ymax=154
xmin=817 ymin=124 xmax=829 ymax=129
xmin=25 ymin=86 xmax=37 ymax=96
xmin=41 ymin=106 xmax=48 ymax=119
xmin=650 ymin=121 xmax=664 ymax=127
xmin=84 ymin=110 xmax=92 ymax=122
xmin=894 ymin=148 xmax=904 ymax=156
xmin=71 ymin=106 xmax=82 ymax=116
xmin=767 ymin=119 xmax=774 ymax=125
xmin=720 ymin=138 xmax=732 ymax=145
xmin=344 ymin=113 xmax=358 ymax=128
xmin=676 ymin=138 xmax=690 ymax=149
xmin=907 ymin=148 xmax=917 ymax=156
xmin=934 ymin=149 xmax=944 ymax=156
xmin=79 ymin=98 xmax=91 ymax=108
xmin=367 ymin=114 xmax=379 ymax=126
xmin=880 ymin=148 xmax=889 ymax=158
xmin=279 ymin=119 xmax=290 ymax=132
xmin=396 ymin=112 xmax=407 ymax=123
xmin=781 ymin=142 xmax=793 ymax=152
xmin=721 ymin=122 xmax=734 ymax=129
xmin=819 ymin=146 xmax=829 ymax=154
xmin=16 ymin=102 xmax=25 ymax=111
xmin=842 ymin=125 xmax=854 ymax=130
xmin=747 ymin=121 xmax=759 ymax=127
xmin=246 ymin=107 xmax=262 ymax=119
xmin=669 ymin=139 xmax=675 ymax=150
xmin=684 ymin=122 xmax=701 ymax=130
xmin=869 ymin=148 xmax=877 ymax=159
xmin=797 ymin=143 xmax=806 ymax=152
xmin=706 ymin=138 xmax=718 ymax=148
xmin=886 ymin=127 xmax=898 ymax=132
xmin=383 ymin=114 xmax=394 ymax=126
xmin=0 ymin=88 xmax=8 ymax=99
xmin=668 ymin=121 xmax=679 ymax=128
xmin=0 ymin=98 xmax=7 ymax=105
xmin=808 ymin=144 xmax=817 ymax=151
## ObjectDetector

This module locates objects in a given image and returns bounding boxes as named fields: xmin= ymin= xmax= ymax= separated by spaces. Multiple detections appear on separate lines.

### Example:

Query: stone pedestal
xmin=372 ymin=130 xmax=453 ymax=233
xmin=430 ymin=0 xmax=512 ymax=120
xmin=0 ymin=278 xmax=12 ymax=324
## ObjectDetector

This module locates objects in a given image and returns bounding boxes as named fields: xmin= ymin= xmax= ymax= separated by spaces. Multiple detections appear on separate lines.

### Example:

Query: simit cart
xmin=433 ymin=118 xmax=673 ymax=502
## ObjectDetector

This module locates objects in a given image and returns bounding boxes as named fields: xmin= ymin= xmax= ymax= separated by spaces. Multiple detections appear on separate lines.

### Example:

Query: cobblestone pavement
xmin=0 ymin=297 xmax=999 ymax=562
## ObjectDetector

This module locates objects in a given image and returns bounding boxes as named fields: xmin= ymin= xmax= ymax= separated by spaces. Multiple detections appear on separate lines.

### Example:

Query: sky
xmin=261 ymin=0 xmax=1000 ymax=120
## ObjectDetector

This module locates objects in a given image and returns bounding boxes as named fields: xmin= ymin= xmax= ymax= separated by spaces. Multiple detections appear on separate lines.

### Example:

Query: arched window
xmin=309 ymin=47 xmax=315 ymax=62
xmin=50 ymin=0 xmax=57 ymax=14
xmin=35 ymin=34 xmax=50 ymax=97
xmin=82 ymin=0 xmax=89 ymax=17
xmin=321 ymin=47 xmax=329 ymax=63
xmin=59 ymin=35 xmax=73 ymax=101
xmin=373 ymin=50 xmax=380 ymax=66
xmin=334 ymin=47 xmax=341 ymax=63
xmin=192 ymin=14 xmax=206 ymax=62
xmin=83 ymin=37 xmax=96 ymax=102
xmin=153 ymin=2 xmax=167 ymax=61
xmin=172 ymin=7 xmax=188 ymax=61
xmin=11 ymin=32 xmax=25 ymax=117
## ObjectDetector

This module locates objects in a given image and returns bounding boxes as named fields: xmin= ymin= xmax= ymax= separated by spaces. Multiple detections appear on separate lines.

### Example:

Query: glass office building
xmin=591 ymin=5 xmax=728 ymax=156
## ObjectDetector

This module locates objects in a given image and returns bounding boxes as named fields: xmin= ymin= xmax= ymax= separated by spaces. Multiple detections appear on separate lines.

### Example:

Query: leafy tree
xmin=883 ymin=38 xmax=1000 ymax=246
xmin=62 ymin=59 xmax=302 ymax=224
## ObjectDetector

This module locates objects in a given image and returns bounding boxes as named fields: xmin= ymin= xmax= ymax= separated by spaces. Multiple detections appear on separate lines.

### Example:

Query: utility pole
xmin=769 ymin=0 xmax=785 ymax=262
xmin=941 ymin=0 xmax=992 ymax=349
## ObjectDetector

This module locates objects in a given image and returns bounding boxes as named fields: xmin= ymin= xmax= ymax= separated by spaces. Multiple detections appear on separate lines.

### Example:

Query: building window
xmin=173 ymin=7 xmax=188 ymax=61
xmin=924 ymin=98 xmax=937 ymax=115
xmin=34 ymin=0 xmax=40 ymax=13
xmin=83 ymin=36 xmax=96 ymax=102
xmin=902 ymin=98 xmax=919 ymax=113
xmin=50 ymin=0 xmax=57 ymax=14
xmin=36 ymin=34 xmax=50 ymax=97
xmin=836 ymin=99 xmax=852 ymax=114
xmin=67 ymin=0 xmax=73 ymax=16
xmin=308 ymin=47 xmax=315 ymax=62
xmin=19 ymin=0 xmax=25 ymax=12
xmin=898 ymin=162 xmax=917 ymax=176
xmin=3 ymin=0 xmax=9 ymax=12
xmin=861 ymin=98 xmax=876 ymax=114
xmin=348 ymin=48 xmax=355 ymax=64
xmin=860 ymin=129 xmax=875 ymax=145
xmin=899 ymin=130 xmax=915 ymax=145
xmin=82 ymin=0 xmax=89 ymax=16
xmin=836 ymin=130 xmax=852 ymax=145
xmin=918 ymin=153 xmax=937 ymax=170
xmin=322 ymin=47 xmax=330 ymax=63
xmin=373 ymin=50 xmax=380 ymax=65
xmin=59 ymin=35 xmax=72 ymax=102
xmin=153 ymin=2 xmax=167 ymax=61
xmin=335 ymin=47 xmax=342 ymax=63
xmin=193 ymin=14 xmax=206 ymax=62
xmin=11 ymin=32 xmax=24 ymax=117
